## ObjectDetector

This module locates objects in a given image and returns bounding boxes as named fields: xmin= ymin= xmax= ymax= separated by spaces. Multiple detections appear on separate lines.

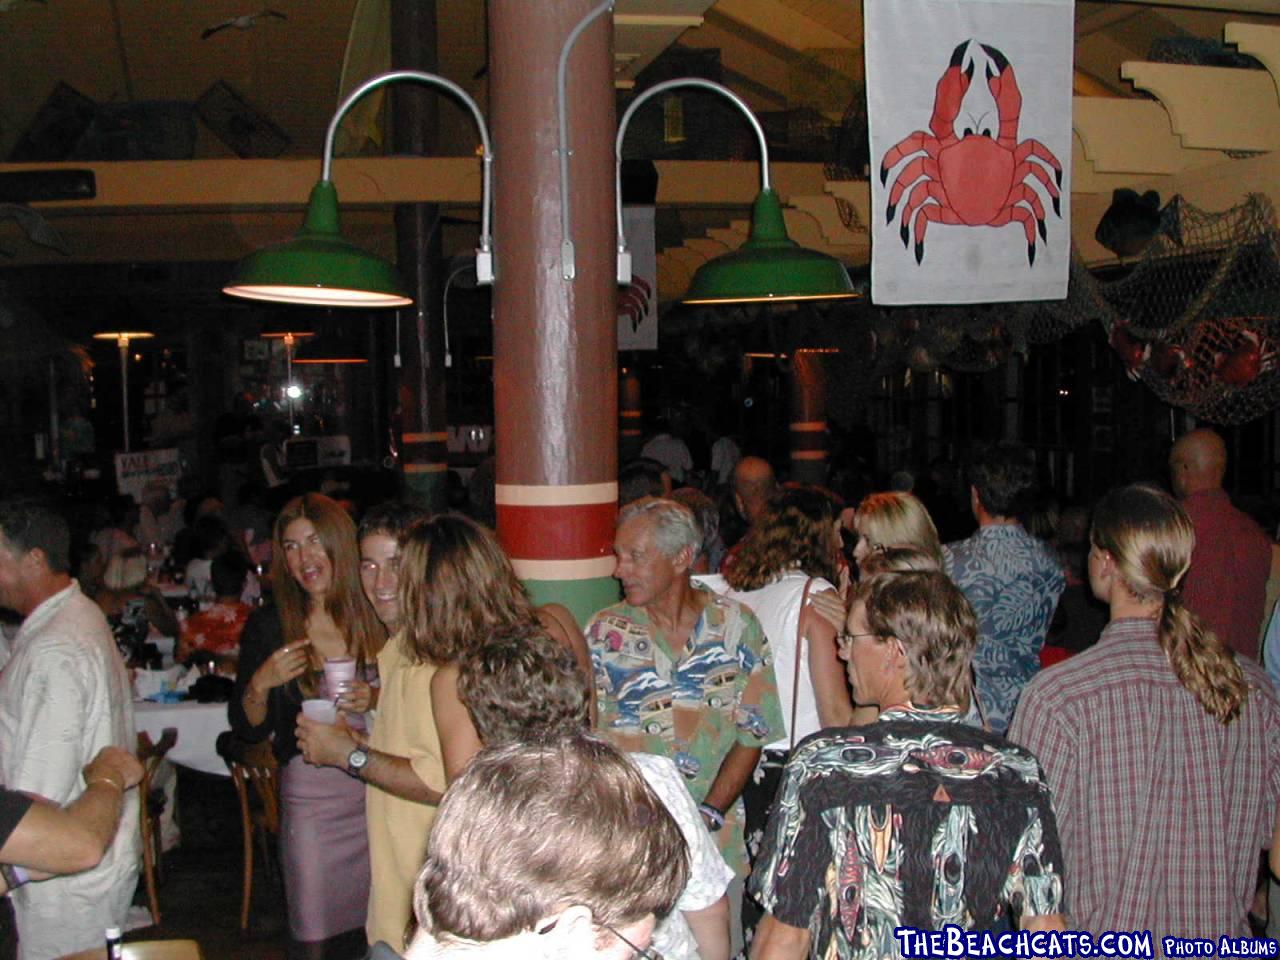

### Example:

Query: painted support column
xmin=789 ymin=349 xmax=829 ymax=485
xmin=490 ymin=1 xmax=619 ymax=624
xmin=619 ymin=366 xmax=643 ymax=462
xmin=392 ymin=0 xmax=449 ymax=510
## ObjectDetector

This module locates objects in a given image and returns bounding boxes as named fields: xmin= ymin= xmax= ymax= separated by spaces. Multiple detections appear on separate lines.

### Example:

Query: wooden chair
xmin=226 ymin=738 xmax=280 ymax=930
xmin=137 ymin=728 xmax=178 ymax=926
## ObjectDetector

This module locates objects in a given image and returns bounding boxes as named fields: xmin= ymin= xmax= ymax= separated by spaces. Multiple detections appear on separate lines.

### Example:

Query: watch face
xmin=348 ymin=748 xmax=368 ymax=769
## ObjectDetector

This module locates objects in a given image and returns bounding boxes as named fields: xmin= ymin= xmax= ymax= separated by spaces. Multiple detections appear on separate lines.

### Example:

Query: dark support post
xmin=392 ymin=0 xmax=449 ymax=510
xmin=490 ymin=0 xmax=619 ymax=622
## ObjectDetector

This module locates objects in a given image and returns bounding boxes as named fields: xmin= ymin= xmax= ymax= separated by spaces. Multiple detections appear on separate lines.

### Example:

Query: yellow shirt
xmin=366 ymin=636 xmax=445 ymax=950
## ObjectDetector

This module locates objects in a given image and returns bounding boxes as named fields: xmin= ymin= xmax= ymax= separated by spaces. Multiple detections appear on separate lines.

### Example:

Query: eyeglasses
xmin=600 ymin=922 xmax=663 ymax=960
xmin=838 ymin=632 xmax=886 ymax=650
xmin=537 ymin=917 xmax=663 ymax=960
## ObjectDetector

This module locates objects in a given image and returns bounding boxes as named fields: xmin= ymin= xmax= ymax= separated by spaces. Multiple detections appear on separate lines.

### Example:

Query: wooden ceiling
xmin=0 ymin=0 xmax=1277 ymax=266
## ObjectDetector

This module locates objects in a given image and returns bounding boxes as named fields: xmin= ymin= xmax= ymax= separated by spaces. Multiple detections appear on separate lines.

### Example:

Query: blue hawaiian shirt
xmin=943 ymin=525 xmax=1065 ymax=734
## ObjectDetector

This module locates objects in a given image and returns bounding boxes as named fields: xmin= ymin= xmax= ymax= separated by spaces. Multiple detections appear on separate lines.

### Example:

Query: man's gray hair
xmin=617 ymin=497 xmax=701 ymax=558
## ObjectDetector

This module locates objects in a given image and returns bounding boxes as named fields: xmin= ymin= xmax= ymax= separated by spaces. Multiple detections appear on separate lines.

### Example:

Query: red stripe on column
xmin=497 ymin=501 xmax=617 ymax=561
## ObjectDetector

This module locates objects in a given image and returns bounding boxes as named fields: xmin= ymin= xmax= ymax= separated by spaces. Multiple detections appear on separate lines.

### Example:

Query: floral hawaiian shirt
xmin=943 ymin=525 xmax=1065 ymax=734
xmin=587 ymin=583 xmax=785 ymax=876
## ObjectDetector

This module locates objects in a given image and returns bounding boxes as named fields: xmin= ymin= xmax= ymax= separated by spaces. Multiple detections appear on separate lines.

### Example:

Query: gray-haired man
xmin=586 ymin=497 xmax=785 ymax=951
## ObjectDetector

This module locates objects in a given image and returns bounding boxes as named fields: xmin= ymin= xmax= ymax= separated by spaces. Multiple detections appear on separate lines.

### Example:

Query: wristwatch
xmin=346 ymin=746 xmax=370 ymax=779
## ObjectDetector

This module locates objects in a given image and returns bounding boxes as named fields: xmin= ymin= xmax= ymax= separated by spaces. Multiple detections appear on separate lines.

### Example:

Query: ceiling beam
xmin=1092 ymin=0 xmax=1280 ymax=13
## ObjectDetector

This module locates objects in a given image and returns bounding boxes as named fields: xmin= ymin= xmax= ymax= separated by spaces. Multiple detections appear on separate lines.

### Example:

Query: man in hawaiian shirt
xmin=943 ymin=444 xmax=1064 ymax=733
xmin=588 ymin=497 xmax=785 ymax=951
xmin=751 ymin=571 xmax=1065 ymax=960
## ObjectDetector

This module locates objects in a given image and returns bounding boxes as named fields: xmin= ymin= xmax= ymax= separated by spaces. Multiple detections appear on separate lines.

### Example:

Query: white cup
xmin=300 ymin=699 xmax=338 ymax=725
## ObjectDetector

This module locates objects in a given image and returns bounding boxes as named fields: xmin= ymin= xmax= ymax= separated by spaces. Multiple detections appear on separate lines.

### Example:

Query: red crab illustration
xmin=880 ymin=40 xmax=1063 ymax=266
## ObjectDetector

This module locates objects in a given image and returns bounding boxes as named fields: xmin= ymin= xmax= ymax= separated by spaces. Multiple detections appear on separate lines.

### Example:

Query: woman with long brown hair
xmin=1011 ymin=484 xmax=1280 ymax=948
xmin=230 ymin=493 xmax=384 ymax=960
xmin=397 ymin=512 xmax=592 ymax=782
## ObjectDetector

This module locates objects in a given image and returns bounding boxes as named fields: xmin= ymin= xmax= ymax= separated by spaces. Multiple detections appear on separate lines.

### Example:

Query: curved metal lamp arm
xmin=557 ymin=0 xmax=615 ymax=280
xmin=322 ymin=70 xmax=495 ymax=282
xmin=615 ymin=78 xmax=771 ymax=284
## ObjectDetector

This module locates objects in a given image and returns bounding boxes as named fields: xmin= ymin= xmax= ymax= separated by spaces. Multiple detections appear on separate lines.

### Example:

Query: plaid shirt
xmin=1010 ymin=617 xmax=1280 ymax=950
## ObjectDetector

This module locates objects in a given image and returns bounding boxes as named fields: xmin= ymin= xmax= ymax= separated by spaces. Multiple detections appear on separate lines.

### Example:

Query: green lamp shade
xmin=224 ymin=182 xmax=413 ymax=308
xmin=683 ymin=189 xmax=857 ymax=305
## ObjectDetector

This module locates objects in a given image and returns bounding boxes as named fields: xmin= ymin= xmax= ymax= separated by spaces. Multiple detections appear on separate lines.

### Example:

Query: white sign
xmin=866 ymin=0 xmax=1074 ymax=304
xmin=114 ymin=447 xmax=181 ymax=502
xmin=618 ymin=205 xmax=658 ymax=351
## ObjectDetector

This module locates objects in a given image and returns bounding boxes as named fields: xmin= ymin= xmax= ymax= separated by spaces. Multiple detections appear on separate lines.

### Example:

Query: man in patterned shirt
xmin=943 ymin=445 xmax=1064 ymax=732
xmin=588 ymin=497 xmax=785 ymax=950
xmin=751 ymin=571 xmax=1065 ymax=960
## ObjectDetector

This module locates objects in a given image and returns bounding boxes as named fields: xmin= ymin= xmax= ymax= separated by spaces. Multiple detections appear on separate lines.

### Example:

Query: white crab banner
xmin=866 ymin=0 xmax=1074 ymax=305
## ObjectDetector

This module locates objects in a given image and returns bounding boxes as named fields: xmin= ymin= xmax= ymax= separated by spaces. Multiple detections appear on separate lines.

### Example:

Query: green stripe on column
xmin=404 ymin=470 xmax=447 ymax=511
xmin=523 ymin=576 xmax=620 ymax=627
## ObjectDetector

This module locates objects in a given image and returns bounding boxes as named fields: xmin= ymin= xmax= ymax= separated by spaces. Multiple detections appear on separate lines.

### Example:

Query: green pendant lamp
xmin=224 ymin=70 xmax=495 ymax=308
xmin=614 ymin=77 xmax=856 ymax=305
xmin=226 ymin=181 xmax=412 ymax=307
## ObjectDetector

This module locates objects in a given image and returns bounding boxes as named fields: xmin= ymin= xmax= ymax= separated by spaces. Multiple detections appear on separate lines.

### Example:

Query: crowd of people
xmin=0 ymin=424 xmax=1278 ymax=960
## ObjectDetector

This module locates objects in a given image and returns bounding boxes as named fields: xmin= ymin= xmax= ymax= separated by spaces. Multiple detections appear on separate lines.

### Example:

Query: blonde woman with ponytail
xmin=1011 ymin=483 xmax=1280 ymax=949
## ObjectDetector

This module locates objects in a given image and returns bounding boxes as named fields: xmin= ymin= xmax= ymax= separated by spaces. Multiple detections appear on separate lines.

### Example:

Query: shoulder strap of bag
xmin=790 ymin=577 xmax=815 ymax=751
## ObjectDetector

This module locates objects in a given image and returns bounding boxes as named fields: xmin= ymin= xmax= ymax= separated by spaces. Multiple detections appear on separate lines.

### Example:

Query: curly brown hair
xmin=725 ymin=485 xmax=839 ymax=591
xmin=398 ymin=512 xmax=539 ymax=665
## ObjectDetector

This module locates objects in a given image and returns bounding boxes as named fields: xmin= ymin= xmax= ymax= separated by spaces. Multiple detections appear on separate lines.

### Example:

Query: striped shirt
xmin=1009 ymin=617 xmax=1280 ymax=952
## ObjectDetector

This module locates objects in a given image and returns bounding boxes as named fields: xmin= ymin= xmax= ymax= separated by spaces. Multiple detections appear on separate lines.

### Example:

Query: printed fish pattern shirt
xmin=587 ymin=584 xmax=785 ymax=876
xmin=751 ymin=707 xmax=1065 ymax=960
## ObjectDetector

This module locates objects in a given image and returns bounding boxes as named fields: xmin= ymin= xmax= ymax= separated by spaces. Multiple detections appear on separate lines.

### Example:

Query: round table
xmin=134 ymin=701 xmax=230 ymax=778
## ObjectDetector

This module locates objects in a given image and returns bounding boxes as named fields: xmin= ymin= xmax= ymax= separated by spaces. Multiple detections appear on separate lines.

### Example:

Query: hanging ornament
xmin=1215 ymin=329 xmax=1265 ymax=387
xmin=1109 ymin=323 xmax=1147 ymax=381
xmin=1147 ymin=340 xmax=1190 ymax=380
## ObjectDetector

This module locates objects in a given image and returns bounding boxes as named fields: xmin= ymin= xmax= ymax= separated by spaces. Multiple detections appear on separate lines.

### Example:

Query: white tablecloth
xmin=134 ymin=701 xmax=231 ymax=777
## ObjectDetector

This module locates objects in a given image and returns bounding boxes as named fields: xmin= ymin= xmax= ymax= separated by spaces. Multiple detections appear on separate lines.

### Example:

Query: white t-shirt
xmin=641 ymin=433 xmax=694 ymax=483
xmin=630 ymin=752 xmax=735 ymax=960
xmin=695 ymin=571 xmax=834 ymax=752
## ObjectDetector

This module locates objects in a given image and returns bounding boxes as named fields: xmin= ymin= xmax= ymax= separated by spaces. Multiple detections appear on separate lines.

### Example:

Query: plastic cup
xmin=323 ymin=657 xmax=357 ymax=700
xmin=300 ymin=699 xmax=338 ymax=725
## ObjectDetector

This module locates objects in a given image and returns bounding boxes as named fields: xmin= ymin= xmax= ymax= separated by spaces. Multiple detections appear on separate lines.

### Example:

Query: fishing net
xmin=820 ymin=193 xmax=1280 ymax=425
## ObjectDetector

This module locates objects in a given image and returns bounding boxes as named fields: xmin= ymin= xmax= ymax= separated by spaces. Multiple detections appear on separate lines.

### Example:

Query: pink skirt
xmin=280 ymin=754 xmax=370 ymax=942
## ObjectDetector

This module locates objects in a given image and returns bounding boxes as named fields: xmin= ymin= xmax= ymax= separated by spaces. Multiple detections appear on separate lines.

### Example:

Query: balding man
xmin=732 ymin=457 xmax=777 ymax=528
xmin=1170 ymin=428 xmax=1272 ymax=660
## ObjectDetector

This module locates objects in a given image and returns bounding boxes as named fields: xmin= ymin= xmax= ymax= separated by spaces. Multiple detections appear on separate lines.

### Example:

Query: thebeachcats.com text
xmin=894 ymin=927 xmax=1279 ymax=959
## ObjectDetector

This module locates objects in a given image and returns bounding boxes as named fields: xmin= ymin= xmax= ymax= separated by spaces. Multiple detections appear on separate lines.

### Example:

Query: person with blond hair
xmin=752 ymin=570 xmax=1065 ymax=960
xmin=296 ymin=510 xmax=592 ymax=950
xmin=1011 ymin=483 xmax=1280 ymax=951
xmin=850 ymin=491 xmax=943 ymax=570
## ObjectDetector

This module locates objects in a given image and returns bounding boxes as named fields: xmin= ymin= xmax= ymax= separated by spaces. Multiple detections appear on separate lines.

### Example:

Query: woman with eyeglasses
xmin=230 ymin=493 xmax=384 ymax=960
xmin=696 ymin=485 xmax=853 ymax=950
xmin=850 ymin=490 xmax=943 ymax=573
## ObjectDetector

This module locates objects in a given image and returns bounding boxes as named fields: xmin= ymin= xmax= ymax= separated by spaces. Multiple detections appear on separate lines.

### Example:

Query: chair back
xmin=229 ymin=739 xmax=279 ymax=834
xmin=136 ymin=727 xmax=178 ymax=926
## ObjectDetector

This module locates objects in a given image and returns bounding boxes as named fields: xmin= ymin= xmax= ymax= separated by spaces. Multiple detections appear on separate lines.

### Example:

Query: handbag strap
xmin=790 ymin=577 xmax=815 ymax=751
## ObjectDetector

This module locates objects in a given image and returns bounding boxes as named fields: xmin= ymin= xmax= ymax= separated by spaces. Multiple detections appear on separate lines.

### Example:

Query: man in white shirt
xmin=0 ymin=498 xmax=138 ymax=960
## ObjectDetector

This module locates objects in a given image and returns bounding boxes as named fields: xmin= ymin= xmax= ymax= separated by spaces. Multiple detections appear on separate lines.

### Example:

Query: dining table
xmin=133 ymin=700 xmax=231 ymax=777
